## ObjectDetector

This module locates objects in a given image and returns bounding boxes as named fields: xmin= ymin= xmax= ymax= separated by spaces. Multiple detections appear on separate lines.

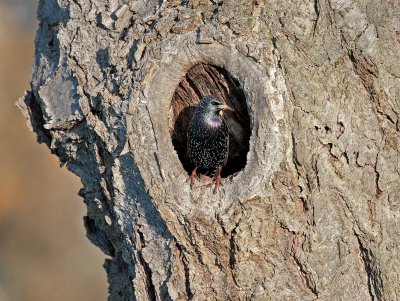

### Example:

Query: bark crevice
xmin=355 ymin=233 xmax=383 ymax=301
xmin=136 ymin=229 xmax=157 ymax=301
xmin=176 ymin=243 xmax=194 ymax=301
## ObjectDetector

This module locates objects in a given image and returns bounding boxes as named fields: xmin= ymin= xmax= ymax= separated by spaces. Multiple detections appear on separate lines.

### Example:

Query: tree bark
xmin=19 ymin=0 xmax=400 ymax=300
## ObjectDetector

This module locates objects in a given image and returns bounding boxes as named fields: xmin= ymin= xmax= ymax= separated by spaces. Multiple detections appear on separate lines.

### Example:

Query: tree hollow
xmin=169 ymin=63 xmax=251 ymax=178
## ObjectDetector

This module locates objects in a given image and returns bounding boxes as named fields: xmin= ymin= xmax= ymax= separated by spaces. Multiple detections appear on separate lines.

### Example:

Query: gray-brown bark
xmin=19 ymin=0 xmax=400 ymax=300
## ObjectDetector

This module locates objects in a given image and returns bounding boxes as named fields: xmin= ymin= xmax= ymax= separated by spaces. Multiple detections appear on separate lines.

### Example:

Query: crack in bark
xmin=271 ymin=36 xmax=283 ymax=70
xmin=153 ymin=152 xmax=166 ymax=181
xmin=136 ymin=229 xmax=157 ymax=301
xmin=228 ymin=223 xmax=239 ymax=287
xmin=312 ymin=154 xmax=321 ymax=189
xmin=338 ymin=190 xmax=383 ymax=301
xmin=176 ymin=243 xmax=194 ymax=300
xmin=312 ymin=0 xmax=320 ymax=36
xmin=280 ymin=222 xmax=318 ymax=298
xmin=18 ymin=91 xmax=52 ymax=146
xmin=178 ymin=217 xmax=205 ymax=265
xmin=347 ymin=50 xmax=378 ymax=100
xmin=71 ymin=0 xmax=83 ymax=13
xmin=97 ymin=146 xmax=116 ymax=202
xmin=291 ymin=252 xmax=318 ymax=298
xmin=340 ymin=31 xmax=398 ymax=131
xmin=146 ymin=105 xmax=160 ymax=152
xmin=84 ymin=216 xmax=115 ymax=256
xmin=346 ymin=49 xmax=396 ymax=127
xmin=374 ymin=153 xmax=382 ymax=197
xmin=355 ymin=233 xmax=383 ymax=301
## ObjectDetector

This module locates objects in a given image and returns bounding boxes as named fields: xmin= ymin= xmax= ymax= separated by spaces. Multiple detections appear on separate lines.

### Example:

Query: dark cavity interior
xmin=169 ymin=63 xmax=251 ymax=178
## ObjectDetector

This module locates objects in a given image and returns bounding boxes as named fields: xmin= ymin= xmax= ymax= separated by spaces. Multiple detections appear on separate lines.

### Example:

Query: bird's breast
xmin=203 ymin=116 xmax=223 ymax=129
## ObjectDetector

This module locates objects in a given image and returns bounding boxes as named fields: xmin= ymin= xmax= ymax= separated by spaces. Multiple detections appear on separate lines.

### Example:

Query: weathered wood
xmin=19 ymin=0 xmax=400 ymax=300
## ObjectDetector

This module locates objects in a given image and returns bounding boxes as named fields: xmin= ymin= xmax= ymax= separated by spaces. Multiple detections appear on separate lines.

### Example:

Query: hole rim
xmin=130 ymin=42 xmax=282 ymax=214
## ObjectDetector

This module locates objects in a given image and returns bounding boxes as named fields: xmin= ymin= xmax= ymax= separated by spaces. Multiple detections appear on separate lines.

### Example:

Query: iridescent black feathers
xmin=187 ymin=96 xmax=231 ymax=193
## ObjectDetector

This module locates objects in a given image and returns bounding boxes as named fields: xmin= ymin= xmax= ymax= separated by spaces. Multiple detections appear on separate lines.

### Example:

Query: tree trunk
xmin=19 ymin=0 xmax=400 ymax=300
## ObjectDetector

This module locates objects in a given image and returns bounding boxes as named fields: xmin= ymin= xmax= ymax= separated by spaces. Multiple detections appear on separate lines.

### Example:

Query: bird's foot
xmin=189 ymin=175 xmax=196 ymax=188
xmin=213 ymin=176 xmax=222 ymax=194
xmin=213 ymin=166 xmax=222 ymax=194
xmin=189 ymin=166 xmax=198 ymax=188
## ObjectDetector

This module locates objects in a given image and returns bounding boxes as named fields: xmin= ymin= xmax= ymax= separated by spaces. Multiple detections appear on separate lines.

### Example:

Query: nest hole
xmin=169 ymin=63 xmax=251 ymax=178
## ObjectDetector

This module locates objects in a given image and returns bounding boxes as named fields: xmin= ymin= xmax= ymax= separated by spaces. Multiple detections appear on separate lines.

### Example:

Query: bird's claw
xmin=189 ymin=166 xmax=198 ymax=189
xmin=213 ymin=165 xmax=223 ymax=194
xmin=189 ymin=175 xmax=196 ymax=188
xmin=213 ymin=177 xmax=222 ymax=194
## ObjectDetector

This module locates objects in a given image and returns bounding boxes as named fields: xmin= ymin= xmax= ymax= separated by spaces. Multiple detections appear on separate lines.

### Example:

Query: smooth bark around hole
xmin=169 ymin=64 xmax=251 ymax=178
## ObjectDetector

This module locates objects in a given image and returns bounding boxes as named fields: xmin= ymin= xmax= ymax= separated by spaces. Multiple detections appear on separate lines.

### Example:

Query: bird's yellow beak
xmin=217 ymin=103 xmax=234 ymax=111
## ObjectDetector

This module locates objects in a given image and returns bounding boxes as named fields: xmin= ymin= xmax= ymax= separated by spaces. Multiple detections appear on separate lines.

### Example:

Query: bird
xmin=187 ymin=96 xmax=232 ymax=194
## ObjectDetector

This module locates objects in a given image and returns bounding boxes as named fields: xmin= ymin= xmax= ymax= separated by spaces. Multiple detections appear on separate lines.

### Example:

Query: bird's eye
xmin=212 ymin=101 xmax=219 ymax=106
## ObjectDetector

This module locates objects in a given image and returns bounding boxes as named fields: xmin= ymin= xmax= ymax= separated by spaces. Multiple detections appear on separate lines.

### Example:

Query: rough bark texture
xmin=19 ymin=0 xmax=400 ymax=300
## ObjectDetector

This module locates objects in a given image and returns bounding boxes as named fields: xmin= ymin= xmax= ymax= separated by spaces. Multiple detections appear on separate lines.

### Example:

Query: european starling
xmin=187 ymin=96 xmax=232 ymax=193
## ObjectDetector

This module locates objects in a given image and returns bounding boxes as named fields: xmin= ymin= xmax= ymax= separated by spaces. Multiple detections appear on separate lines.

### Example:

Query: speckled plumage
xmin=187 ymin=96 xmax=230 ymax=193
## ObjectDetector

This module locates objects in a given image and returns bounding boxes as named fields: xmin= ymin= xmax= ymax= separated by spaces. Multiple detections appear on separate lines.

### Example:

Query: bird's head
xmin=197 ymin=96 xmax=233 ymax=116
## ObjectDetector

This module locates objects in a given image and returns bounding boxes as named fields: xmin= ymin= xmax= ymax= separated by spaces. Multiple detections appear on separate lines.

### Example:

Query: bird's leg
xmin=213 ymin=166 xmax=222 ymax=194
xmin=189 ymin=166 xmax=199 ymax=188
